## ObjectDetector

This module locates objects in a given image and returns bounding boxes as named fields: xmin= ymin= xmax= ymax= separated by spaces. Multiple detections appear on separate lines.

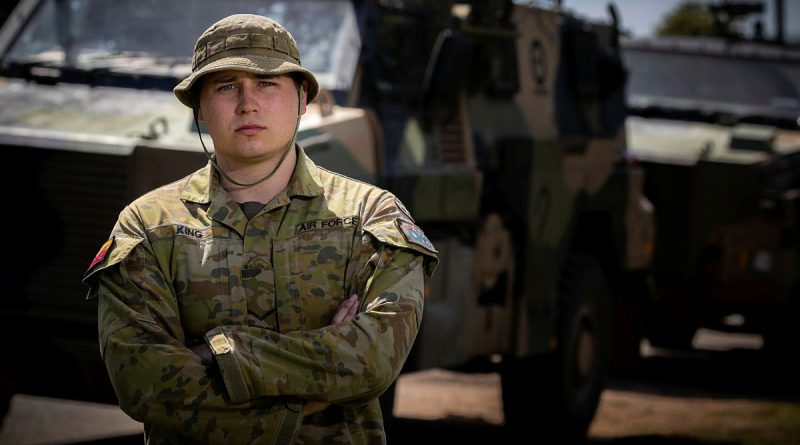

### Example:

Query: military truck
xmin=624 ymin=35 xmax=800 ymax=351
xmin=0 ymin=0 xmax=654 ymax=439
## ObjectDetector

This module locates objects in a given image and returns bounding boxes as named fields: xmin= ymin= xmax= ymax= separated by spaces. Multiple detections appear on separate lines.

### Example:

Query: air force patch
xmin=296 ymin=216 xmax=359 ymax=234
xmin=397 ymin=220 xmax=434 ymax=251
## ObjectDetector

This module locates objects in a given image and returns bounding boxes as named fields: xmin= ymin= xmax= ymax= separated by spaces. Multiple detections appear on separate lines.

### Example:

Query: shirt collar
xmin=180 ymin=144 xmax=324 ymax=205
xmin=286 ymin=144 xmax=325 ymax=198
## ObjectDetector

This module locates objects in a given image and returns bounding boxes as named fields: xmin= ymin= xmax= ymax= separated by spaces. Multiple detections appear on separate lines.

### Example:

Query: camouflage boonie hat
xmin=174 ymin=14 xmax=319 ymax=108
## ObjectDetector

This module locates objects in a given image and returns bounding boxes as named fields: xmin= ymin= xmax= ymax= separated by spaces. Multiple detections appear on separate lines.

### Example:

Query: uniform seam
xmin=314 ymin=164 xmax=387 ymax=191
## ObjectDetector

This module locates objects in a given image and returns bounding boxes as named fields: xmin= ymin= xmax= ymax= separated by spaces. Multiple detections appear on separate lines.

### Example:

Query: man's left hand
xmin=331 ymin=294 xmax=359 ymax=324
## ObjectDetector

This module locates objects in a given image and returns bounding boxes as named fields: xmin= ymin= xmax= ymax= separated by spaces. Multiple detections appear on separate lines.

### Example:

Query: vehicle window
xmin=4 ymin=0 xmax=361 ymax=91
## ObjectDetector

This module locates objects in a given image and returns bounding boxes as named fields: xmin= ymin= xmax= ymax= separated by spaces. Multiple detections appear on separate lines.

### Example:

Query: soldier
xmin=83 ymin=14 xmax=437 ymax=444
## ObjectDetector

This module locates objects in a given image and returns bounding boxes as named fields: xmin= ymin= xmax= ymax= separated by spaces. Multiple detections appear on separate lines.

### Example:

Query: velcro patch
xmin=296 ymin=215 xmax=359 ymax=234
xmin=397 ymin=220 xmax=434 ymax=251
xmin=176 ymin=225 xmax=213 ymax=239
xmin=87 ymin=238 xmax=113 ymax=273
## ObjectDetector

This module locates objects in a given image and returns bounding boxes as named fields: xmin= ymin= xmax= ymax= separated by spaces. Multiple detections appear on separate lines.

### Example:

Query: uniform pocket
xmin=173 ymin=236 xmax=232 ymax=337
xmin=283 ymin=228 xmax=355 ymax=329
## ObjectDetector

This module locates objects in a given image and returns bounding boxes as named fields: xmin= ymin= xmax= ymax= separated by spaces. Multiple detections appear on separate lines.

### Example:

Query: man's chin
xmin=220 ymin=146 xmax=293 ymax=165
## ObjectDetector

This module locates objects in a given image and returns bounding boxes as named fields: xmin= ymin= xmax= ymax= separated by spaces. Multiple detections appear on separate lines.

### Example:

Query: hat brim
xmin=173 ymin=54 xmax=319 ymax=108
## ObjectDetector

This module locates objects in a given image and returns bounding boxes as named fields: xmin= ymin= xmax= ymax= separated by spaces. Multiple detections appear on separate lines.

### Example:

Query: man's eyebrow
xmin=209 ymin=74 xmax=238 ymax=83
xmin=208 ymin=73 xmax=279 ymax=83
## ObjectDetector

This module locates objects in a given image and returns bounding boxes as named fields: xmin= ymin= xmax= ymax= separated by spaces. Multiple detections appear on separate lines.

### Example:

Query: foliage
xmin=656 ymin=2 xmax=718 ymax=37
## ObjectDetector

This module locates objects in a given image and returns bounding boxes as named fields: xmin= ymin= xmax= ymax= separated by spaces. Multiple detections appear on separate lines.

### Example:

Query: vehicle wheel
xmin=502 ymin=255 xmax=611 ymax=442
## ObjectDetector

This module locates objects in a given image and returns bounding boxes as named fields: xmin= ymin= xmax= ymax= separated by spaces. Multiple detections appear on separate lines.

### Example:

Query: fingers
xmin=331 ymin=294 xmax=358 ymax=324
xmin=331 ymin=294 xmax=359 ymax=324
xmin=304 ymin=401 xmax=331 ymax=416
xmin=331 ymin=296 xmax=347 ymax=324
xmin=345 ymin=295 xmax=358 ymax=320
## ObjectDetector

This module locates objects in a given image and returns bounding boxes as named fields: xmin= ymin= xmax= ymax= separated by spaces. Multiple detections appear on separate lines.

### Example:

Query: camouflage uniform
xmin=84 ymin=146 xmax=438 ymax=444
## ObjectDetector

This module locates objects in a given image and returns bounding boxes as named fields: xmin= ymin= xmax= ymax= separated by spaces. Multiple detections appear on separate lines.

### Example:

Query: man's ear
xmin=193 ymin=83 xmax=206 ymax=122
xmin=300 ymin=80 xmax=308 ymax=115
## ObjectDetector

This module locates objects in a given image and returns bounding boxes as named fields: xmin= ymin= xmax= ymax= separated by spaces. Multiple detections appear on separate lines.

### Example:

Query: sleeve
xmin=205 ymin=194 xmax=439 ymax=406
xmin=84 ymin=210 xmax=303 ymax=444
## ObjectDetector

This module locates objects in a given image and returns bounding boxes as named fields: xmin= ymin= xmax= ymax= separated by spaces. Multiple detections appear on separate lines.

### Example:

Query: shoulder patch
xmin=82 ymin=235 xmax=144 ymax=284
xmin=397 ymin=220 xmax=434 ymax=251
xmin=87 ymin=238 xmax=113 ymax=273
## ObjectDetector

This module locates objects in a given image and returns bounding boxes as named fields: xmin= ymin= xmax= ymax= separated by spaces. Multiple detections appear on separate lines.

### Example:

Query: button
xmin=209 ymin=334 xmax=233 ymax=355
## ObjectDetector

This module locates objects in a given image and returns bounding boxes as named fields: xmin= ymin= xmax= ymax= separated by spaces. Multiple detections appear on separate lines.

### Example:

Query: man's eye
xmin=217 ymin=84 xmax=236 ymax=92
xmin=258 ymin=81 xmax=276 ymax=87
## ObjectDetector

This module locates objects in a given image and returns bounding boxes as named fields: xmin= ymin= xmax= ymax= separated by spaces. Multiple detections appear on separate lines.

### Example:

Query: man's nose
xmin=236 ymin=85 xmax=259 ymax=114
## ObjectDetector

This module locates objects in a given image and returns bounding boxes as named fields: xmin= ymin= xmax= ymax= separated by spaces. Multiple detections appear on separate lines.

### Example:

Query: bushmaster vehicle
xmin=624 ymin=35 xmax=800 ymax=351
xmin=0 ymin=0 xmax=654 ymax=439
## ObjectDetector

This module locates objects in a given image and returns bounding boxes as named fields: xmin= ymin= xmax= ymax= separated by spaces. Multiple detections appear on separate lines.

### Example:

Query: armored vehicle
xmin=624 ymin=35 xmax=800 ymax=351
xmin=0 ymin=0 xmax=653 ymax=439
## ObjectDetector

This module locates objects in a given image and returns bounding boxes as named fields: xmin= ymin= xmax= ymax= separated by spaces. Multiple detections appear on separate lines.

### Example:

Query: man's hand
xmin=331 ymin=294 xmax=359 ymax=324
xmin=191 ymin=295 xmax=359 ymax=364
xmin=304 ymin=401 xmax=331 ymax=416
xmin=190 ymin=343 xmax=214 ymax=367
xmin=189 ymin=295 xmax=360 ymax=415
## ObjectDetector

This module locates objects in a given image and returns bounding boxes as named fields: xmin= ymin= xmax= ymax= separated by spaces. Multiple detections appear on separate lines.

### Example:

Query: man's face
xmin=197 ymin=71 xmax=307 ymax=166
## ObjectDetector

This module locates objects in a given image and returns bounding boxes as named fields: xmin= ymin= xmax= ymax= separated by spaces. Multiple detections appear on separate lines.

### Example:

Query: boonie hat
xmin=174 ymin=14 xmax=319 ymax=108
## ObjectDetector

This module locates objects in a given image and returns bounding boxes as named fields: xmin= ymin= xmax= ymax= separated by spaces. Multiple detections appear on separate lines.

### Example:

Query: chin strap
xmin=194 ymin=84 xmax=304 ymax=188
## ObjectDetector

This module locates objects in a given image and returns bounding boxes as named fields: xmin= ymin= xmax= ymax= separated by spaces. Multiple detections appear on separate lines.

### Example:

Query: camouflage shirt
xmin=84 ymin=146 xmax=438 ymax=444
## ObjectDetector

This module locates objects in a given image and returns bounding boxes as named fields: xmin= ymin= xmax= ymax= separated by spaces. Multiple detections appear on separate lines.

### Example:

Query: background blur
xmin=0 ymin=1 xmax=798 ymax=444
xmin=566 ymin=0 xmax=799 ymax=42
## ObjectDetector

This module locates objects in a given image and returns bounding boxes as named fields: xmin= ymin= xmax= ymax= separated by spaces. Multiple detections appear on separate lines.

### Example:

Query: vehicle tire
xmin=501 ymin=254 xmax=611 ymax=443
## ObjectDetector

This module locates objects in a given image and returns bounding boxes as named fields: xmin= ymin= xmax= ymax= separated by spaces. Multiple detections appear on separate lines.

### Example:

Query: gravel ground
xmin=393 ymin=331 xmax=800 ymax=445
xmin=590 ymin=389 xmax=800 ymax=444
xmin=392 ymin=368 xmax=800 ymax=445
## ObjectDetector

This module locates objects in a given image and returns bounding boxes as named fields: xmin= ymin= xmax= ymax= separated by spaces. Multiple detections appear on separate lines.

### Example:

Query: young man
xmin=83 ymin=14 xmax=437 ymax=444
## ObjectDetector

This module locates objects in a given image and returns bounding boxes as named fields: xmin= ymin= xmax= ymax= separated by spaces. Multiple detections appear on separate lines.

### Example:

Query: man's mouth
xmin=236 ymin=124 xmax=264 ymax=136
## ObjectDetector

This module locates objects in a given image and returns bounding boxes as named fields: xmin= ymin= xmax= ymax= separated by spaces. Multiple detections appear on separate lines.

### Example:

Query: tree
xmin=656 ymin=2 xmax=717 ymax=37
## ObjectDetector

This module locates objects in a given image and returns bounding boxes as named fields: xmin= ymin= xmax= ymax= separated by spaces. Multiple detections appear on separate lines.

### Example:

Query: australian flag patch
xmin=397 ymin=220 xmax=435 ymax=251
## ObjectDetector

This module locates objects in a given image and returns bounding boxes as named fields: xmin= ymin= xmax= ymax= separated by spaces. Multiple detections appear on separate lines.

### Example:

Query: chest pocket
xmin=173 ymin=235 xmax=232 ymax=337
xmin=282 ymin=228 xmax=355 ymax=330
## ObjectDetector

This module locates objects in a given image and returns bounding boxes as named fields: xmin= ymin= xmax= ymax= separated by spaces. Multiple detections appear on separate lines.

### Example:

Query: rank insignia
xmin=397 ymin=220 xmax=435 ymax=251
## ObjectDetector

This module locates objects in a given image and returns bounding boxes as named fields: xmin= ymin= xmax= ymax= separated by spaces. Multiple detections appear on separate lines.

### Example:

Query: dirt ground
xmin=590 ymin=389 xmax=800 ymax=444
xmin=392 ymin=332 xmax=800 ymax=445
xmin=1 ymin=331 xmax=797 ymax=445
